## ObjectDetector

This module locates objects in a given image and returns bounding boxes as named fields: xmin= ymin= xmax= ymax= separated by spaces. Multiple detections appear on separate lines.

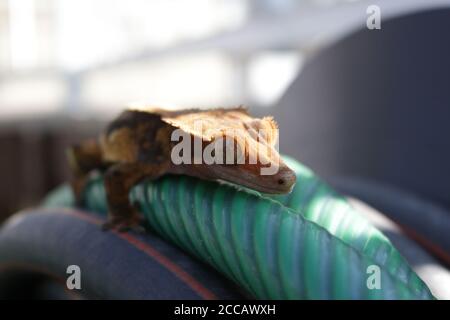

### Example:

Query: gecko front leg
xmin=103 ymin=162 xmax=169 ymax=232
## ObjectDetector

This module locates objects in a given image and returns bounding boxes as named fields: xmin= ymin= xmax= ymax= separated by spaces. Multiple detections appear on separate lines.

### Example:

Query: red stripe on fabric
xmin=395 ymin=221 xmax=450 ymax=268
xmin=56 ymin=208 xmax=217 ymax=300
xmin=117 ymin=232 xmax=217 ymax=300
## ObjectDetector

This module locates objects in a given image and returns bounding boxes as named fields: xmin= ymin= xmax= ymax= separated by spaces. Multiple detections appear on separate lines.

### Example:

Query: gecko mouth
xmin=215 ymin=167 xmax=296 ymax=194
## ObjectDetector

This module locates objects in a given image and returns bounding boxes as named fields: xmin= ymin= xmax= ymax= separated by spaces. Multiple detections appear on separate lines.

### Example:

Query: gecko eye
xmin=277 ymin=179 xmax=285 ymax=185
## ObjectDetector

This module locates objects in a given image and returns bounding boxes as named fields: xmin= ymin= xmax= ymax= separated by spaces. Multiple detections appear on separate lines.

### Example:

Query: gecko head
xmin=166 ymin=108 xmax=297 ymax=194
xmin=210 ymin=158 xmax=297 ymax=194
xmin=201 ymin=116 xmax=297 ymax=194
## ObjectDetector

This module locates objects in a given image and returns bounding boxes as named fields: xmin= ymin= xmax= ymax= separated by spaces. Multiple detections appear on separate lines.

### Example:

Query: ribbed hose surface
xmin=44 ymin=157 xmax=435 ymax=299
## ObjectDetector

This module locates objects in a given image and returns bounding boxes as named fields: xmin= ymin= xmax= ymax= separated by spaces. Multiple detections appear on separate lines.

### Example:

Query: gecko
xmin=67 ymin=106 xmax=296 ymax=231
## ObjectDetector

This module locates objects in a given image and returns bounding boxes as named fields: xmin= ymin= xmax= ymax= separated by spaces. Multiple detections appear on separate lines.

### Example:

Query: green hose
xmin=44 ymin=156 xmax=434 ymax=299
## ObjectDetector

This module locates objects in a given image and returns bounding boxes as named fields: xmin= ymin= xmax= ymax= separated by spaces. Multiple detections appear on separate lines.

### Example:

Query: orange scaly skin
xmin=67 ymin=106 xmax=296 ymax=231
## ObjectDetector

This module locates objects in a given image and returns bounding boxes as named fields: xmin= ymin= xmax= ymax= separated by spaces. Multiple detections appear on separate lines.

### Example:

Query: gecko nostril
xmin=278 ymin=179 xmax=284 ymax=185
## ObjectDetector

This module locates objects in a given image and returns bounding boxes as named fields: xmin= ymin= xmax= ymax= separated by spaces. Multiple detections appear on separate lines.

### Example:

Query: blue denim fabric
xmin=0 ymin=208 xmax=244 ymax=299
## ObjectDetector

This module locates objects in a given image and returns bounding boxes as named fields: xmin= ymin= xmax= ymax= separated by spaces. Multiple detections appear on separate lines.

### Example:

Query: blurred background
xmin=0 ymin=0 xmax=449 ymax=223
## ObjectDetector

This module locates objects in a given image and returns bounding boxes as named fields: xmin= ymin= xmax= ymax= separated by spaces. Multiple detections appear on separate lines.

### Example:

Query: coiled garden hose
xmin=44 ymin=156 xmax=435 ymax=299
